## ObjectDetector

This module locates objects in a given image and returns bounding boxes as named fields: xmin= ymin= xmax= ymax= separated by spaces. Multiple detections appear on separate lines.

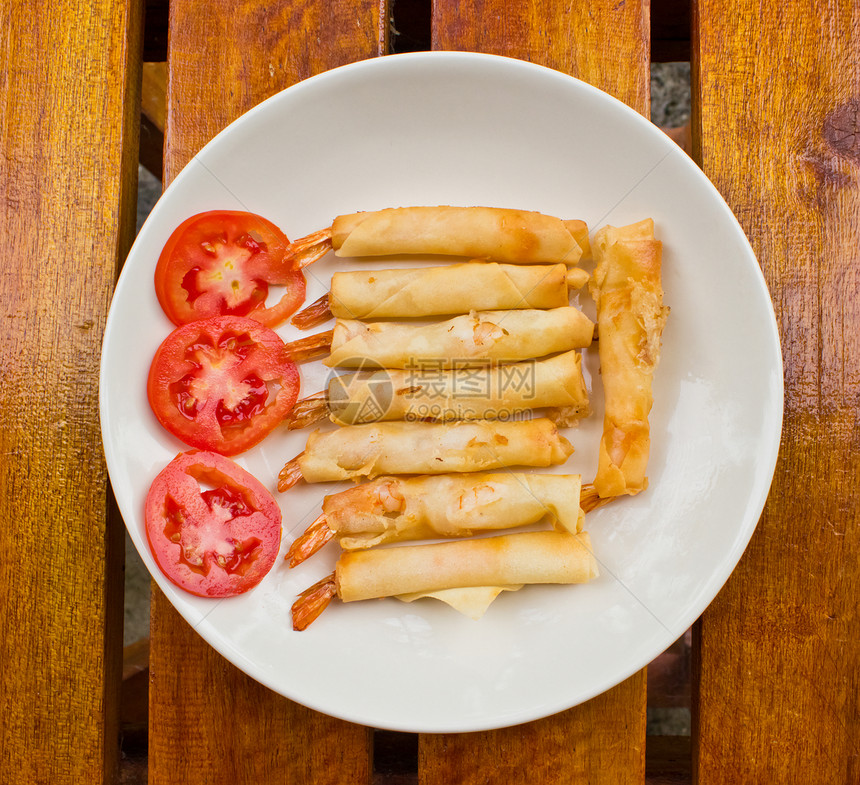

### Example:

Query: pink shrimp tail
xmin=292 ymin=572 xmax=337 ymax=631
xmin=285 ymin=392 xmax=329 ymax=430
xmin=284 ymin=329 xmax=333 ymax=363
xmin=286 ymin=227 xmax=333 ymax=269
xmin=580 ymin=483 xmax=616 ymax=513
xmin=291 ymin=293 xmax=333 ymax=330
xmin=278 ymin=453 xmax=305 ymax=492
xmin=286 ymin=513 xmax=335 ymax=567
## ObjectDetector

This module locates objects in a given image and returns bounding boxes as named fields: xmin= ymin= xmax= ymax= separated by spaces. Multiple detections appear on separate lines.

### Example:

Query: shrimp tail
xmin=284 ymin=329 xmax=334 ymax=363
xmin=286 ymin=227 xmax=333 ymax=269
xmin=291 ymin=293 xmax=333 ymax=330
xmin=285 ymin=513 xmax=335 ymax=567
xmin=292 ymin=572 xmax=337 ymax=631
xmin=580 ymin=483 xmax=616 ymax=513
xmin=278 ymin=453 xmax=305 ymax=492
xmin=285 ymin=391 xmax=329 ymax=430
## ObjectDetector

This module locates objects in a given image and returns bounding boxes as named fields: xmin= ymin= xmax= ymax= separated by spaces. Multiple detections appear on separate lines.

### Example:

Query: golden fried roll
xmin=329 ymin=262 xmax=571 ymax=319
xmin=331 ymin=206 xmax=588 ymax=264
xmin=325 ymin=308 xmax=594 ymax=369
xmin=323 ymin=473 xmax=584 ymax=550
xmin=336 ymin=530 xmax=598 ymax=603
xmin=328 ymin=350 xmax=589 ymax=425
xmin=296 ymin=418 xmax=573 ymax=483
xmin=590 ymin=218 xmax=669 ymax=497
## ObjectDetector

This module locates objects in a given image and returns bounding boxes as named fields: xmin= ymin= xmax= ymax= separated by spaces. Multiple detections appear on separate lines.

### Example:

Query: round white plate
xmin=100 ymin=52 xmax=782 ymax=732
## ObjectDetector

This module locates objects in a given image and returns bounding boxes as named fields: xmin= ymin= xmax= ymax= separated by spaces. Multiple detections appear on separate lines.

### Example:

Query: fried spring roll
xmin=590 ymin=219 xmax=669 ymax=497
xmin=331 ymin=206 xmax=589 ymax=264
xmin=292 ymin=531 xmax=598 ymax=628
xmin=337 ymin=530 xmax=598 ymax=603
xmin=286 ymin=418 xmax=574 ymax=486
xmin=327 ymin=350 xmax=589 ymax=425
xmin=329 ymin=262 xmax=572 ymax=320
xmin=321 ymin=473 xmax=584 ymax=550
xmin=324 ymin=308 xmax=594 ymax=368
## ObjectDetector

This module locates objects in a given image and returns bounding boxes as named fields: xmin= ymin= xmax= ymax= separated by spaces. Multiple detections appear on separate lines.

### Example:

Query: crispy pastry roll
xmin=279 ymin=418 xmax=574 ymax=489
xmin=590 ymin=218 xmax=669 ymax=497
xmin=331 ymin=206 xmax=589 ymax=264
xmin=325 ymin=350 xmax=589 ymax=425
xmin=329 ymin=262 xmax=573 ymax=320
xmin=310 ymin=473 xmax=584 ymax=553
xmin=291 ymin=531 xmax=598 ymax=628
xmin=324 ymin=308 xmax=594 ymax=368
xmin=338 ymin=530 xmax=598 ymax=601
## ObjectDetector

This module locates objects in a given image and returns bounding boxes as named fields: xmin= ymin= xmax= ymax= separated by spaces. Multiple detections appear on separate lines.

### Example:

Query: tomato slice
xmin=148 ymin=316 xmax=300 ymax=455
xmin=154 ymin=210 xmax=306 ymax=327
xmin=145 ymin=450 xmax=282 ymax=597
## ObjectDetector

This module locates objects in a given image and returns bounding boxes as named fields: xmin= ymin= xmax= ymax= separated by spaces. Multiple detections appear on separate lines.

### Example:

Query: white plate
xmin=100 ymin=52 xmax=782 ymax=732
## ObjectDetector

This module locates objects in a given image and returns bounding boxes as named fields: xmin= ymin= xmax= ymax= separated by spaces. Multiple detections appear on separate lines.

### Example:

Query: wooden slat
xmin=427 ymin=2 xmax=650 ymax=783
xmin=691 ymin=0 xmax=860 ymax=781
xmin=422 ymin=674 xmax=647 ymax=784
xmin=148 ymin=2 xmax=386 ymax=783
xmin=0 ymin=0 xmax=142 ymax=781
xmin=431 ymin=0 xmax=650 ymax=110
xmin=150 ymin=612 xmax=373 ymax=782
xmin=162 ymin=0 xmax=388 ymax=185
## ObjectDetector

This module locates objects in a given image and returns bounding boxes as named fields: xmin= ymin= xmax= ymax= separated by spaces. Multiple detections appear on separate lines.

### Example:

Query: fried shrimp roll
xmin=291 ymin=531 xmax=598 ymax=629
xmin=278 ymin=418 xmax=574 ymax=490
xmin=591 ymin=218 xmax=669 ymax=497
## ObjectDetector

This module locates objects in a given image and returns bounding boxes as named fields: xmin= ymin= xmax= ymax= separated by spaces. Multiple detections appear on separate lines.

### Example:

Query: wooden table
xmin=2 ymin=0 xmax=857 ymax=782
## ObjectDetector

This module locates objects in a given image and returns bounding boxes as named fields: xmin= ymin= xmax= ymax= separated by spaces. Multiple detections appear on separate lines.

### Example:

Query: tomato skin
xmin=145 ymin=450 xmax=282 ymax=597
xmin=155 ymin=210 xmax=306 ymax=327
xmin=148 ymin=316 xmax=300 ymax=456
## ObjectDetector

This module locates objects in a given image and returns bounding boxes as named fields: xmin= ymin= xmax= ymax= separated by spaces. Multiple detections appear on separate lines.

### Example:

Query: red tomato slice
xmin=148 ymin=316 xmax=299 ymax=455
xmin=145 ymin=450 xmax=282 ymax=597
xmin=155 ymin=210 xmax=306 ymax=327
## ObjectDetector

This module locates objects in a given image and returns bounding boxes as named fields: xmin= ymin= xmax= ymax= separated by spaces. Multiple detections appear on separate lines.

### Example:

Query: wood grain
xmin=432 ymin=0 xmax=650 ymax=113
xmin=148 ymin=2 xmax=386 ymax=783
xmin=149 ymin=604 xmax=373 ymax=783
xmin=0 ymin=0 xmax=142 ymax=781
xmin=691 ymin=0 xmax=860 ymax=780
xmin=163 ymin=0 xmax=389 ymax=184
xmin=426 ymin=2 xmax=650 ymax=782
xmin=421 ymin=672 xmax=647 ymax=785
